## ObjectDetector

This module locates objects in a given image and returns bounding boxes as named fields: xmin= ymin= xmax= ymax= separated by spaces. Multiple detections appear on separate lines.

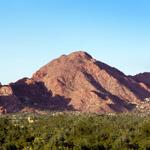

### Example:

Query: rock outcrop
xmin=0 ymin=85 xmax=21 ymax=114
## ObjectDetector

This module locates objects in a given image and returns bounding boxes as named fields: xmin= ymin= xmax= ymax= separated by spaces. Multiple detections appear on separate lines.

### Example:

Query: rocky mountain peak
xmin=67 ymin=51 xmax=93 ymax=60
xmin=0 ymin=51 xmax=150 ymax=114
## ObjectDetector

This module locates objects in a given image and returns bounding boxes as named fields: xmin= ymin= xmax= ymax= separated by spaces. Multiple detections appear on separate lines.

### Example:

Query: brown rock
xmin=0 ymin=85 xmax=21 ymax=113
xmin=132 ymin=73 xmax=150 ymax=87
xmin=10 ymin=78 xmax=73 ymax=112
xmin=129 ymin=73 xmax=150 ymax=93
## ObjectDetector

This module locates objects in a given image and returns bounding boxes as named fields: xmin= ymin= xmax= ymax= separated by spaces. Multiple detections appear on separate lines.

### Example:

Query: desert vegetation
xmin=0 ymin=112 xmax=150 ymax=150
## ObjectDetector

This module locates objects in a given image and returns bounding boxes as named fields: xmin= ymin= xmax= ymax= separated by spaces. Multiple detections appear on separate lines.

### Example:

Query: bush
xmin=0 ymin=112 xmax=149 ymax=149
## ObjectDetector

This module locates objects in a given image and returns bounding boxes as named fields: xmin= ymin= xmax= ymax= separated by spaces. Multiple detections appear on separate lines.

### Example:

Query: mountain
xmin=0 ymin=51 xmax=150 ymax=114
xmin=130 ymin=73 xmax=150 ymax=92
xmin=0 ymin=85 xmax=21 ymax=114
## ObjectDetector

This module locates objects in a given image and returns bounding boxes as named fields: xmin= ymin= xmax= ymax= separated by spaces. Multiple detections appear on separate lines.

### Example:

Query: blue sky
xmin=0 ymin=0 xmax=150 ymax=84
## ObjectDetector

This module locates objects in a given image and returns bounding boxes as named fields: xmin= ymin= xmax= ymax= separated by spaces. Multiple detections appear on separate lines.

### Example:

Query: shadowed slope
xmin=0 ymin=85 xmax=21 ymax=114
xmin=10 ymin=78 xmax=75 ymax=112
xmin=129 ymin=73 xmax=150 ymax=93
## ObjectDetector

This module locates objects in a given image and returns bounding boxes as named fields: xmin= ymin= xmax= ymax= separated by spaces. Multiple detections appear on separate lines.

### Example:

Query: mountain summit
xmin=0 ymin=51 xmax=150 ymax=114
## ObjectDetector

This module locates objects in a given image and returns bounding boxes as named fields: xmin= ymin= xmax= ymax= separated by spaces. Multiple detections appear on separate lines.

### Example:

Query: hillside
xmin=0 ymin=51 xmax=150 ymax=114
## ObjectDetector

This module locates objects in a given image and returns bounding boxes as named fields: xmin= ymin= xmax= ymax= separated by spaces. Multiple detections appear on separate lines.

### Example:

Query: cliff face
xmin=0 ymin=51 xmax=150 ymax=113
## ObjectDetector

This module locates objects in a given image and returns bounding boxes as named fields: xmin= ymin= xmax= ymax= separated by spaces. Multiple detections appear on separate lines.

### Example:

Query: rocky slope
xmin=0 ymin=85 xmax=21 ymax=114
xmin=10 ymin=78 xmax=73 ymax=112
xmin=130 ymin=73 xmax=150 ymax=93
xmin=0 ymin=51 xmax=150 ymax=113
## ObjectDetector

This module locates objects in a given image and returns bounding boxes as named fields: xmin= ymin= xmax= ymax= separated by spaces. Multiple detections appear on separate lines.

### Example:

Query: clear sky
xmin=0 ymin=0 xmax=150 ymax=84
